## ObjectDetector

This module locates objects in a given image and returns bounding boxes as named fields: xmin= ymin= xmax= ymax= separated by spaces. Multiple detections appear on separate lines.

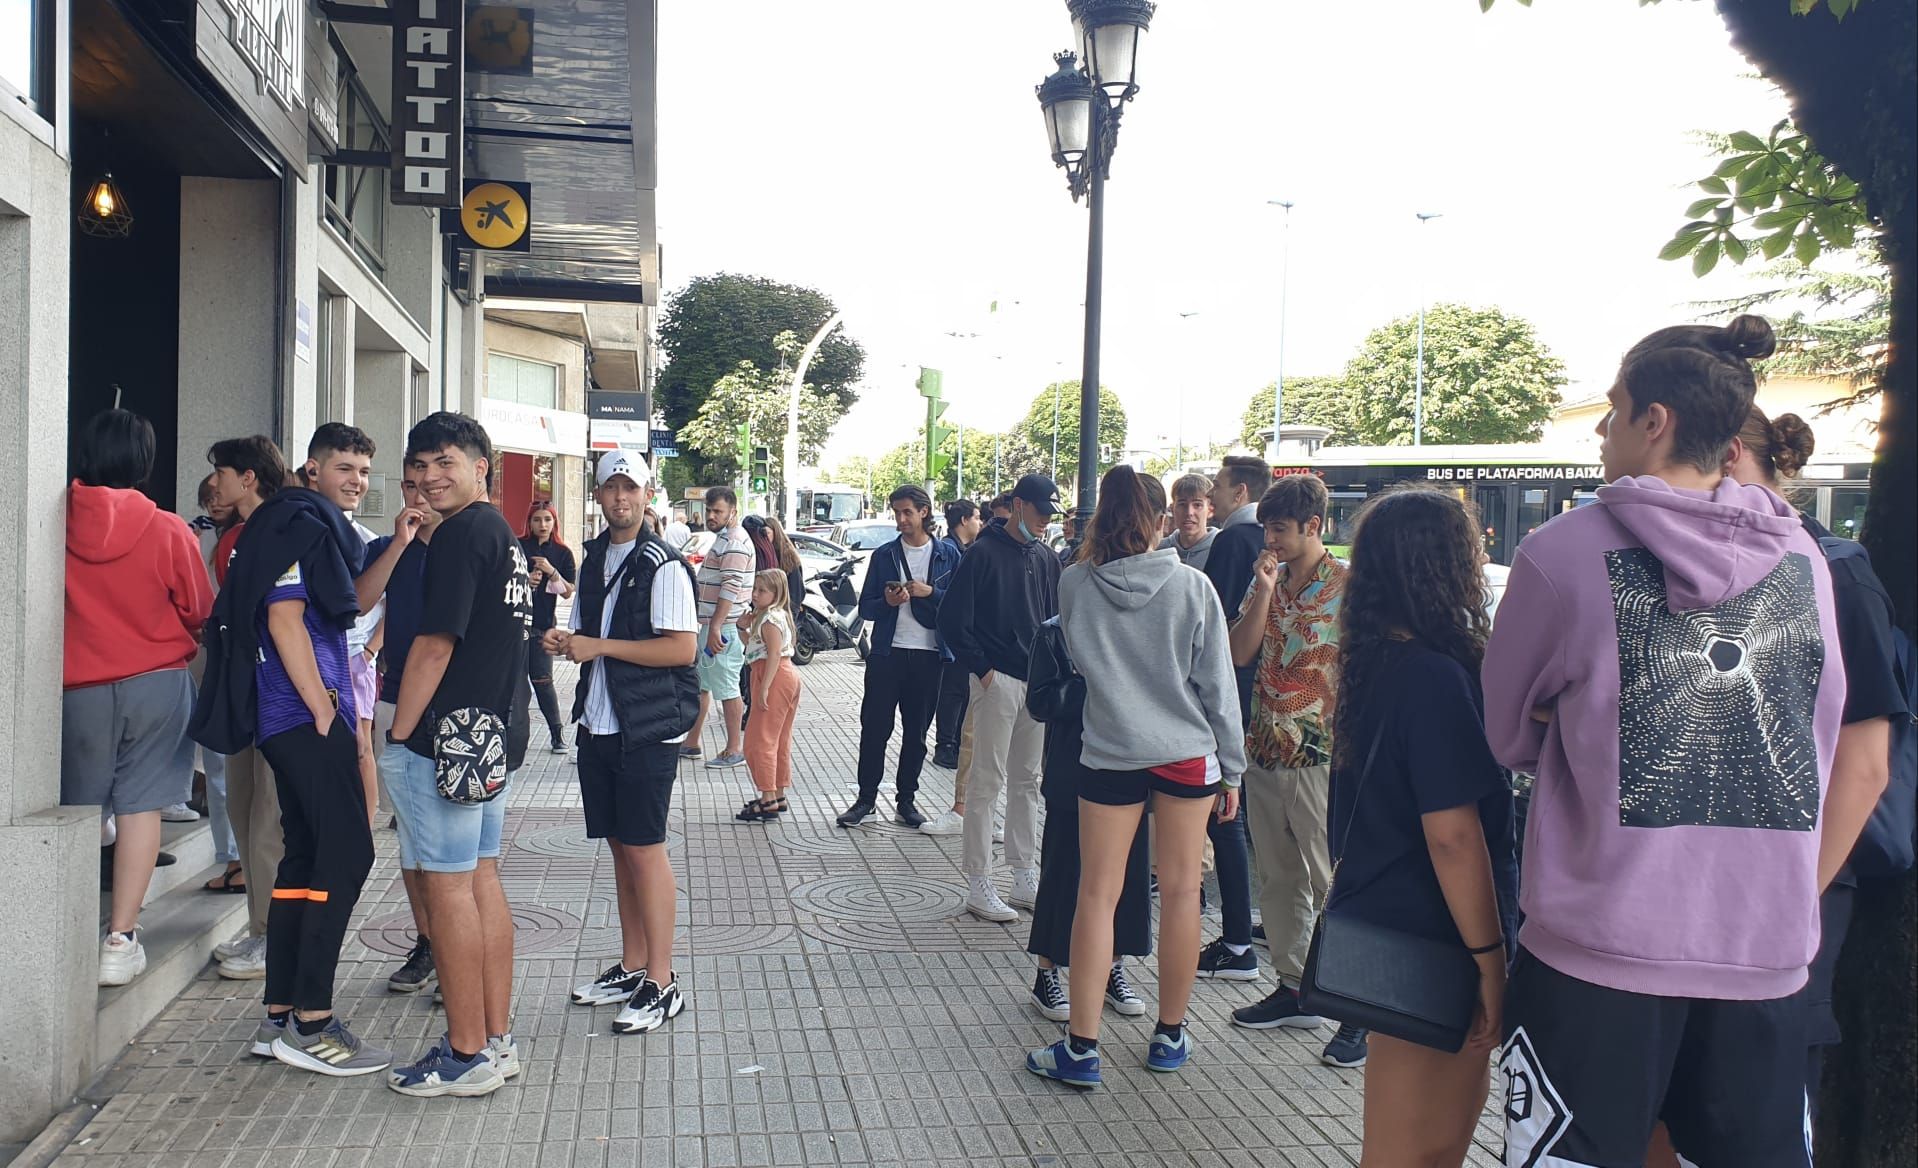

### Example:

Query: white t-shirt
xmin=347 ymin=520 xmax=384 ymax=655
xmin=890 ymin=538 xmax=937 ymax=651
xmin=570 ymin=539 xmax=699 ymax=741
xmin=746 ymin=608 xmax=796 ymax=665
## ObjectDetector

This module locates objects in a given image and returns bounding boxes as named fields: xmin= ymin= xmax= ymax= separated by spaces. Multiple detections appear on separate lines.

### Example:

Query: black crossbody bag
xmin=1297 ymin=725 xmax=1482 ymax=1053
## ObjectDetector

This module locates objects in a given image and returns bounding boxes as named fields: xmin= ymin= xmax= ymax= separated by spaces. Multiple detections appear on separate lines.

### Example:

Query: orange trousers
xmin=746 ymin=661 xmax=801 ymax=794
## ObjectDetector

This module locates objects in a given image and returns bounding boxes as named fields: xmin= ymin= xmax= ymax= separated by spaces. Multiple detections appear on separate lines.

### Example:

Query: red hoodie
xmin=65 ymin=482 xmax=214 ymax=689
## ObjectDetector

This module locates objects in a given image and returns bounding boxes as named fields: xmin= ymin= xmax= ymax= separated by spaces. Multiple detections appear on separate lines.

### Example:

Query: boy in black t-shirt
xmin=386 ymin=413 xmax=532 ymax=1099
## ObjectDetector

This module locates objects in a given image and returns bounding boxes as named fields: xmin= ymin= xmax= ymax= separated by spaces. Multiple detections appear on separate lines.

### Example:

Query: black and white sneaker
xmin=1195 ymin=938 xmax=1261 ymax=982
xmin=1031 ymin=966 xmax=1071 ymax=1022
xmin=570 ymin=962 xmax=645 ymax=1006
xmin=1104 ymin=963 xmax=1146 ymax=1017
xmin=611 ymin=977 xmax=684 ymax=1034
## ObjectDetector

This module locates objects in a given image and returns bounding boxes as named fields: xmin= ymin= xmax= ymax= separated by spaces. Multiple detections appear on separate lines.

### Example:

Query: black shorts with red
xmin=1079 ymin=765 xmax=1222 ymax=806
xmin=1498 ymin=948 xmax=1811 ymax=1168
xmin=577 ymin=732 xmax=678 ymax=847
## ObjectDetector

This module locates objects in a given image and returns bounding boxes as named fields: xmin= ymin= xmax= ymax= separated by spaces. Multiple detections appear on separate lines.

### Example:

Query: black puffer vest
xmin=571 ymin=532 xmax=701 ymax=749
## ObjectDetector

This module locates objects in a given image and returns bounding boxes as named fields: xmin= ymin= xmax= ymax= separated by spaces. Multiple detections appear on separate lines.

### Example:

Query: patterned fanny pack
xmin=433 ymin=708 xmax=509 ymax=804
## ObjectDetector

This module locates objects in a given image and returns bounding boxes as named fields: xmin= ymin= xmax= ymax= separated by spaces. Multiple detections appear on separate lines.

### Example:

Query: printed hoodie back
xmin=1059 ymin=547 xmax=1247 ymax=785
xmin=1483 ymin=475 xmax=1845 ymax=1000
xmin=65 ymin=482 xmax=213 ymax=689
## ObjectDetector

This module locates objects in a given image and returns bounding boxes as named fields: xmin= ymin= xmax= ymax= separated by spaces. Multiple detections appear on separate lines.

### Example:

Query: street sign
xmin=391 ymin=0 xmax=463 ymax=206
xmin=587 ymin=390 xmax=644 ymax=420
xmin=444 ymin=179 xmax=531 ymax=251
xmin=650 ymin=426 xmax=678 ymax=458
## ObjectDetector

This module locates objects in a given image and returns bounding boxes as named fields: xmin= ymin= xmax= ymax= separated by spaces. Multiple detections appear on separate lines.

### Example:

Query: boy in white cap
xmin=548 ymin=451 xmax=701 ymax=1034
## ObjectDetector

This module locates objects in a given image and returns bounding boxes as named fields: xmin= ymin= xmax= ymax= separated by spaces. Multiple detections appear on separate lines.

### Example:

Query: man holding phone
xmin=837 ymin=486 xmax=962 ymax=829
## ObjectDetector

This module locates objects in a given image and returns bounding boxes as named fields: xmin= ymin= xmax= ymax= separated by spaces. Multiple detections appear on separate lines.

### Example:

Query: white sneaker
xmin=214 ymin=927 xmax=256 ymax=962
xmin=966 ymin=878 xmax=1020 ymax=923
xmin=487 ymin=1034 xmax=521 ymax=1081
xmin=99 ymin=931 xmax=146 ymax=986
xmin=993 ymin=814 xmax=1005 ymax=844
xmin=1007 ymin=867 xmax=1040 ymax=910
xmin=919 ymin=809 xmax=963 ymax=836
xmin=218 ymin=934 xmax=268 ymax=980
xmin=159 ymin=803 xmax=201 ymax=823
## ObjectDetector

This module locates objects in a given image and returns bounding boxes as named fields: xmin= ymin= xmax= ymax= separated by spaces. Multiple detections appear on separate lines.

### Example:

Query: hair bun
xmin=1770 ymin=412 xmax=1816 ymax=477
xmin=1723 ymin=314 xmax=1777 ymax=361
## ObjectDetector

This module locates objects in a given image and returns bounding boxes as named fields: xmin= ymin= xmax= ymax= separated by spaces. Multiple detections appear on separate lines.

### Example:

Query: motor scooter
xmin=794 ymin=557 xmax=869 ymax=666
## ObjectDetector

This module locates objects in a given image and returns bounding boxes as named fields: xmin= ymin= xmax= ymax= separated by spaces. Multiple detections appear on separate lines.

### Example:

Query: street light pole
xmin=784 ymin=310 xmax=844 ymax=526
xmin=1414 ymin=211 xmax=1441 ymax=447
xmin=1051 ymin=380 xmax=1061 ymax=481
xmin=1268 ymin=200 xmax=1293 ymax=460
xmin=1075 ymin=156 xmax=1104 ymax=528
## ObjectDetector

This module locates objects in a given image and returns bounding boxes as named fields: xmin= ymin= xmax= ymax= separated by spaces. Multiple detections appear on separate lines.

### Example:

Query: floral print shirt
xmin=1246 ymin=553 xmax=1346 ymax=770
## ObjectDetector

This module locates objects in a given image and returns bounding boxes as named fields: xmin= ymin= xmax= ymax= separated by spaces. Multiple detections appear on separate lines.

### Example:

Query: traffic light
xmin=734 ymin=421 xmax=751 ymax=465
xmin=919 ymin=367 xmax=952 ymax=482
xmin=750 ymin=446 xmax=771 ymax=495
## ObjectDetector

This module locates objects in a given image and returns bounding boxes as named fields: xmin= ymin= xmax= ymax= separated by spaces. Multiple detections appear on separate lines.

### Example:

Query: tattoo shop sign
xmin=391 ymin=0 xmax=463 ymax=206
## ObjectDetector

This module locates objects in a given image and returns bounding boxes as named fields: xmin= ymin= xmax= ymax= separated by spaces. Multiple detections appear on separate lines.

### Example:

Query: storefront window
xmin=1828 ymin=485 xmax=1869 ymax=540
xmin=487 ymin=353 xmax=559 ymax=409
xmin=322 ymin=64 xmax=389 ymax=274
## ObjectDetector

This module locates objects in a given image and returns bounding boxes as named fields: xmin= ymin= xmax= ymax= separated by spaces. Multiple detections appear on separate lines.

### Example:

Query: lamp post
xmin=1036 ymin=0 xmax=1154 ymax=529
xmin=1414 ymin=211 xmax=1442 ymax=446
xmin=1268 ymin=200 xmax=1293 ymax=461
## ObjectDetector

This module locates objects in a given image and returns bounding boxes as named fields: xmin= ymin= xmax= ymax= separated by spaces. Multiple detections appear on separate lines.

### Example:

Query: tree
xmin=1239 ymin=375 xmax=1361 ymax=448
xmin=1695 ymin=247 xmax=1890 ymax=407
xmin=675 ymin=361 xmax=838 ymax=501
xmin=1340 ymin=305 xmax=1567 ymax=446
xmin=655 ymin=273 xmax=866 ymax=482
xmin=1011 ymin=382 xmax=1129 ymax=486
xmin=870 ymin=440 xmax=922 ymax=499
xmin=823 ymin=455 xmax=873 ymax=492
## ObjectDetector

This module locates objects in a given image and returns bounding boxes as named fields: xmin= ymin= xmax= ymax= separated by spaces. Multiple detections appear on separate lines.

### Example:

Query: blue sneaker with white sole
xmin=1146 ymin=1028 xmax=1191 ymax=1072
xmin=1026 ymin=1038 xmax=1101 ymax=1088
xmin=387 ymin=1035 xmax=504 ymax=1097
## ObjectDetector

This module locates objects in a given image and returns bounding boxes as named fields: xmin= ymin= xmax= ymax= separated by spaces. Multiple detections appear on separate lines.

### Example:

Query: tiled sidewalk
xmin=48 ymin=654 xmax=1502 ymax=1167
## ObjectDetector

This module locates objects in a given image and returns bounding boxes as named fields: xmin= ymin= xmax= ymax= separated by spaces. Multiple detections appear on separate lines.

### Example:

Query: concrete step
xmin=96 ymin=818 xmax=223 ymax=923
xmin=94 ymin=865 xmax=248 ymax=1071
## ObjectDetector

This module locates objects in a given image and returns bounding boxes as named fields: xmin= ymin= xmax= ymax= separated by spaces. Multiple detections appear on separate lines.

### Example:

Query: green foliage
xmin=862 ymin=428 xmax=1047 ymax=503
xmin=1693 ymin=245 xmax=1890 ymax=405
xmin=823 ymin=455 xmax=873 ymax=491
xmin=1661 ymin=119 xmax=1873 ymax=275
xmin=655 ymin=274 xmax=865 ymax=480
xmin=1010 ymin=382 xmax=1129 ymax=486
xmin=1239 ymin=375 xmax=1361 ymax=448
xmin=675 ymin=361 xmax=839 ymax=498
xmin=1342 ymin=304 xmax=1568 ymax=446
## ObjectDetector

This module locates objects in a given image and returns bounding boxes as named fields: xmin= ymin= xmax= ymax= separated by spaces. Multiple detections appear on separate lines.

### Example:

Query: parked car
xmin=789 ymin=531 xmax=850 ymax=580
xmin=829 ymin=519 xmax=898 ymax=554
xmin=678 ymin=530 xmax=715 ymax=568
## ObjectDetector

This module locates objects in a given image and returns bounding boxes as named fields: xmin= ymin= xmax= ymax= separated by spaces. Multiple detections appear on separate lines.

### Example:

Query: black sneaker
xmin=932 ymin=747 xmax=959 ymax=770
xmin=570 ymin=962 xmax=646 ymax=1006
xmin=1231 ymin=985 xmax=1327 ymax=1030
xmin=1030 ymin=966 xmax=1070 ymax=1022
xmin=835 ymin=800 xmax=876 ymax=828
xmin=1321 ymin=1023 xmax=1369 ymax=1067
xmin=1251 ymin=922 xmax=1267 ymax=947
xmin=894 ymin=802 xmax=927 ymax=829
xmin=387 ymin=938 xmax=436 ymax=994
xmin=1195 ymin=938 xmax=1260 ymax=982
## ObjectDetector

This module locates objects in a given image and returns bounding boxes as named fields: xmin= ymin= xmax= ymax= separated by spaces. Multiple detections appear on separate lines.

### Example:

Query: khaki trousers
xmin=223 ymin=744 xmax=285 ymax=937
xmin=1243 ymin=761 xmax=1332 ymax=986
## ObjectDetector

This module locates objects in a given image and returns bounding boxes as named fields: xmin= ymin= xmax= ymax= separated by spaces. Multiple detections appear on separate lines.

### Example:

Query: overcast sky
xmin=655 ymin=1 xmax=1790 ymax=465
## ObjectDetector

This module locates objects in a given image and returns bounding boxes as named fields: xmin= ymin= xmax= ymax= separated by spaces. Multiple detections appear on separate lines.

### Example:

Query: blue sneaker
xmin=387 ymin=1036 xmax=505 ymax=1098
xmin=1146 ymin=1028 xmax=1191 ymax=1073
xmin=1026 ymin=1038 xmax=1100 ymax=1088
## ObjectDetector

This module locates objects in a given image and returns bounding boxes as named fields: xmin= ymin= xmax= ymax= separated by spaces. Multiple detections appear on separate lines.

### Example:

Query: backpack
xmin=1818 ymin=535 xmax=1917 ymax=878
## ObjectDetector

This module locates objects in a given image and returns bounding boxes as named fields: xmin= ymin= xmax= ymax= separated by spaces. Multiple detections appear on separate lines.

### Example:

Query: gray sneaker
xmin=213 ymin=927 xmax=256 ymax=963
xmin=271 ymin=1017 xmax=393 ymax=1078
xmin=217 ymin=934 xmax=267 ymax=980
xmin=248 ymin=1015 xmax=286 ymax=1058
xmin=704 ymin=751 xmax=747 ymax=769
xmin=487 ymin=1033 xmax=521 ymax=1081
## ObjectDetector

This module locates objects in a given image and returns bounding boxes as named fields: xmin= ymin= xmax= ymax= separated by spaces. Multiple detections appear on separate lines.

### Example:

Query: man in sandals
xmin=554 ymin=452 xmax=700 ymax=1034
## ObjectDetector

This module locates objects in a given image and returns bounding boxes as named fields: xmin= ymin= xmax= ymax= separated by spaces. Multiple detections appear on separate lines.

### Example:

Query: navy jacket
xmin=936 ymin=520 xmax=1061 ymax=681
xmin=858 ymin=534 xmax=961 ymax=660
xmin=190 ymin=489 xmax=363 ymax=753
xmin=1202 ymin=513 xmax=1265 ymax=729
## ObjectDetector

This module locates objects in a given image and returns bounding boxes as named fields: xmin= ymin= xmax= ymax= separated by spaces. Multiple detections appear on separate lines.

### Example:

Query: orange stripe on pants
xmin=270 ymin=888 xmax=329 ymax=902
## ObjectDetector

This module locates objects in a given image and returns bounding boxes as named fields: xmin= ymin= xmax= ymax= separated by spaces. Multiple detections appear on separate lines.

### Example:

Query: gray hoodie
xmin=1159 ymin=528 xmax=1217 ymax=571
xmin=1059 ymin=547 xmax=1248 ymax=787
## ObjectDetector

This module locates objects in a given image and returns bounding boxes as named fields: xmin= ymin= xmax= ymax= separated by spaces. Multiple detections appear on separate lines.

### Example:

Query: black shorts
xmin=1079 ymin=766 xmax=1222 ymax=807
xmin=577 ymin=733 xmax=678 ymax=847
xmin=1499 ymin=948 xmax=1811 ymax=1168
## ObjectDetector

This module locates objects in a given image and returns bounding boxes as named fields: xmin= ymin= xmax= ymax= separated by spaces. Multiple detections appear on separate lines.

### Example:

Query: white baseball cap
xmin=595 ymin=450 xmax=652 ymax=489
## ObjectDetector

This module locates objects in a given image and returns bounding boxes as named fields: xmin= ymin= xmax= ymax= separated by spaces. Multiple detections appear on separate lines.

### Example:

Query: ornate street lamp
xmin=1035 ymin=0 xmax=1154 ymax=528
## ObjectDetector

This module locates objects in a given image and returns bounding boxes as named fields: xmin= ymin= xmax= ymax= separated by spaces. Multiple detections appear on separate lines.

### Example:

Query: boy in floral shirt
xmin=1224 ymin=474 xmax=1363 ymax=1066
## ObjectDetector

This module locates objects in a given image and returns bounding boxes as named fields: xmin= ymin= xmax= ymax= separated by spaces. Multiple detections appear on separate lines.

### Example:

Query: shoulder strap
xmin=1329 ymin=722 xmax=1389 ymax=867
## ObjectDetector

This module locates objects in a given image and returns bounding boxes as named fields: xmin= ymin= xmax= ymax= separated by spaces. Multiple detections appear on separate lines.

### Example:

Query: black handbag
xmin=1297 ymin=726 xmax=1482 ymax=1053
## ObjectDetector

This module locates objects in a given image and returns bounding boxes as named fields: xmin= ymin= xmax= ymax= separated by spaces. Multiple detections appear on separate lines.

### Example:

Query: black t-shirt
xmin=520 ymin=536 xmax=576 ymax=632
xmin=407 ymin=502 xmax=532 ymax=757
xmin=1802 ymin=515 xmax=1907 ymax=726
xmin=1326 ymin=641 xmax=1519 ymax=947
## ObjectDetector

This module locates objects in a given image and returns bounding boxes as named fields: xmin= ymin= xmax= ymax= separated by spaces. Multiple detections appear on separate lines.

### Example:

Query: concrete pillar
xmin=0 ymin=117 xmax=97 ymax=1145
xmin=353 ymin=349 xmax=411 ymax=491
xmin=457 ymin=255 xmax=485 ymax=417
xmin=177 ymin=177 xmax=281 ymax=503
xmin=323 ymin=294 xmax=356 ymax=424
xmin=285 ymin=167 xmax=320 ymax=449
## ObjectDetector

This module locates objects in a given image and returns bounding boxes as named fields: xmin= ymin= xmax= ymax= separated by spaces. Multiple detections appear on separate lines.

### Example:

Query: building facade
xmin=0 ymin=0 xmax=657 ymax=1146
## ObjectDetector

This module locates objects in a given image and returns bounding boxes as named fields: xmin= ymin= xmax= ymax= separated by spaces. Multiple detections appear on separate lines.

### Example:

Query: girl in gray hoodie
xmin=1025 ymin=466 xmax=1246 ymax=1090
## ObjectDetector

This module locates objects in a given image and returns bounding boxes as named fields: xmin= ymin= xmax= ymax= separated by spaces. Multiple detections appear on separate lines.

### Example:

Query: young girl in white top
xmin=738 ymin=569 xmax=801 ymax=822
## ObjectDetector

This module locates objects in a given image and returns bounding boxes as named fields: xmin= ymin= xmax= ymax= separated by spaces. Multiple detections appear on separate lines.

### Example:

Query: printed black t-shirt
xmin=406 ymin=502 xmax=532 ymax=757
xmin=1325 ymin=641 xmax=1519 ymax=947
xmin=519 ymin=536 xmax=576 ymax=632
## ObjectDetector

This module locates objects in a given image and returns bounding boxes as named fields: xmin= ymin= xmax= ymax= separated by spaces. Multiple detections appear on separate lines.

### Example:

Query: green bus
xmin=1276 ymin=443 xmax=1873 ymax=566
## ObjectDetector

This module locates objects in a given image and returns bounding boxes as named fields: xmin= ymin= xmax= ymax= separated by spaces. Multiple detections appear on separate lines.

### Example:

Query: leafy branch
xmin=1660 ymin=119 xmax=1874 ymax=275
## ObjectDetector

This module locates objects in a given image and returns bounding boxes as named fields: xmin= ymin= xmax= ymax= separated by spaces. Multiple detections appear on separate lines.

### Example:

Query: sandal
xmin=204 ymin=865 xmax=247 ymax=894
xmin=734 ymin=796 xmax=787 ymax=823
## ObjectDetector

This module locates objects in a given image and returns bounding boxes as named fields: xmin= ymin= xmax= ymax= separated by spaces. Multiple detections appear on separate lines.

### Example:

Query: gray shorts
xmin=61 ymin=668 xmax=196 ymax=815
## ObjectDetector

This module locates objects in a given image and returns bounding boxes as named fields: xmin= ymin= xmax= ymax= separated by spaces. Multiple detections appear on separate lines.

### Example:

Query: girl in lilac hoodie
xmin=1483 ymin=315 xmax=1876 ymax=1167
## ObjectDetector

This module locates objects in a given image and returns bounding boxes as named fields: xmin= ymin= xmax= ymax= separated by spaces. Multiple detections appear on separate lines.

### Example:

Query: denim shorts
xmin=382 ymin=739 xmax=509 ymax=873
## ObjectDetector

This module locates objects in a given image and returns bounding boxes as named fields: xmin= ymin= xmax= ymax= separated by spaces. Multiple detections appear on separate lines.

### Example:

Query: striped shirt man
xmin=696 ymin=523 xmax=754 ymax=628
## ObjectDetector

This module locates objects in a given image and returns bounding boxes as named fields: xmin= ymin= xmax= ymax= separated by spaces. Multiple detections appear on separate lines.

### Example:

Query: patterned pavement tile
xmin=49 ymin=652 xmax=1504 ymax=1167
